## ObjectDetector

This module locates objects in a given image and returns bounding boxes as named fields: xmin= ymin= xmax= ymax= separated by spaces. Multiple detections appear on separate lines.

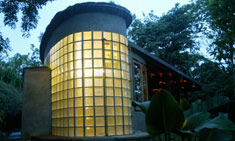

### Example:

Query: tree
xmin=191 ymin=0 xmax=235 ymax=95
xmin=0 ymin=0 xmax=54 ymax=58
xmin=128 ymin=3 xmax=203 ymax=74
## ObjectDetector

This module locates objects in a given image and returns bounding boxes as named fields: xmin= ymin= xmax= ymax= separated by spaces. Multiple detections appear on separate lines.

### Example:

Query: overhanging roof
xmin=129 ymin=41 xmax=202 ymax=89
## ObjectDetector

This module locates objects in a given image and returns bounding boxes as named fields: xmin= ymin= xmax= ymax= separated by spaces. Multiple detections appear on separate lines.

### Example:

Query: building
xmin=22 ymin=2 xmax=201 ymax=139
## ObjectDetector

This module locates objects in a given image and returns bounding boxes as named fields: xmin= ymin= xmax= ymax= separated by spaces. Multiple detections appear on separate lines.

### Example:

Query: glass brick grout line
xmin=50 ymin=31 xmax=132 ymax=137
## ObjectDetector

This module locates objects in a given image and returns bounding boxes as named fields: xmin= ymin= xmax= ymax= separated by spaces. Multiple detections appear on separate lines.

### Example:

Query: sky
xmin=0 ymin=0 xmax=199 ymax=57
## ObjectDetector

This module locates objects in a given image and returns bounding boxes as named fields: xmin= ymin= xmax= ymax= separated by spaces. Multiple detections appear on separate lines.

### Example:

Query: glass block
xmin=85 ymin=97 xmax=93 ymax=106
xmin=68 ymin=62 xmax=73 ymax=70
xmin=124 ymin=125 xmax=129 ymax=135
xmin=84 ymin=78 xmax=92 ymax=87
xmin=75 ymin=108 xmax=83 ymax=116
xmin=74 ymin=42 xmax=82 ymax=50
xmin=104 ymin=32 xmax=111 ymax=40
xmin=116 ymin=107 xmax=122 ymax=116
xmin=85 ymin=107 xmax=94 ymax=116
xmin=107 ymin=117 xmax=115 ymax=127
xmin=68 ymin=71 xmax=74 ymax=79
xmin=114 ymin=79 xmax=121 ymax=87
xmin=84 ymin=88 xmax=93 ymax=96
xmin=107 ymin=126 xmax=115 ymax=136
xmin=94 ymin=78 xmax=103 ymax=86
xmin=76 ymin=117 xmax=83 ymax=127
xmin=75 ymin=88 xmax=82 ymax=97
xmin=86 ymin=117 xmax=94 ymax=126
xmin=83 ymin=31 xmax=92 ymax=40
xmin=115 ymin=88 xmax=121 ymax=96
xmin=68 ymin=43 xmax=73 ymax=52
xmin=116 ymin=126 xmax=123 ymax=135
xmin=84 ymin=59 xmax=92 ymax=68
xmin=75 ymin=79 xmax=82 ymax=87
xmin=123 ymin=107 xmax=128 ymax=116
xmin=68 ymin=99 xmax=74 ymax=107
xmin=105 ymin=78 xmax=113 ymax=87
xmin=94 ymin=59 xmax=103 ymax=68
xmin=68 ymin=89 xmax=73 ymax=98
xmin=116 ymin=116 xmax=123 ymax=125
xmin=68 ymin=79 xmax=74 ymax=88
xmin=105 ymin=60 xmax=112 ymax=68
xmin=105 ymin=51 xmax=112 ymax=58
xmin=96 ymin=127 xmax=105 ymax=136
xmin=74 ymin=33 xmax=82 ymax=41
xmin=113 ymin=61 xmax=120 ymax=69
xmin=113 ymin=52 xmax=119 ymax=60
xmin=68 ymin=34 xmax=73 ymax=43
xmin=93 ymin=41 xmax=102 ymax=49
xmin=105 ymin=41 xmax=111 ymax=50
xmin=123 ymin=98 xmax=128 ymax=106
xmin=96 ymin=117 xmax=105 ymax=126
xmin=94 ymin=69 xmax=103 ymax=77
xmin=106 ymin=107 xmax=114 ymax=116
xmin=95 ymin=97 xmax=104 ymax=106
xmin=105 ymin=69 xmax=113 ymax=77
xmin=69 ymin=118 xmax=74 ymax=127
xmin=114 ymin=70 xmax=121 ymax=78
xmin=84 ymin=50 xmax=92 ymax=58
xmin=95 ymin=106 xmax=104 ymax=116
xmin=76 ymin=127 xmax=83 ymax=137
xmin=95 ymin=88 xmax=104 ymax=96
xmin=120 ymin=35 xmax=125 ymax=44
xmin=68 ymin=52 xmax=73 ymax=61
xmin=124 ymin=116 xmax=129 ymax=125
xmin=106 ymin=97 xmax=114 ymax=106
xmin=74 ymin=51 xmax=82 ymax=60
xmin=84 ymin=69 xmax=92 ymax=77
xmin=63 ymin=36 xmax=67 ymax=46
xmin=93 ymin=31 xmax=102 ymax=39
xmin=112 ymin=33 xmax=119 ymax=42
xmin=86 ymin=127 xmax=94 ymax=137
xmin=120 ymin=44 xmax=126 ymax=53
xmin=93 ymin=50 xmax=102 ymax=58
xmin=115 ymin=97 xmax=122 ymax=106
xmin=75 ymin=98 xmax=83 ymax=107
xmin=106 ymin=88 xmax=113 ymax=96
xmin=121 ymin=53 xmax=126 ymax=61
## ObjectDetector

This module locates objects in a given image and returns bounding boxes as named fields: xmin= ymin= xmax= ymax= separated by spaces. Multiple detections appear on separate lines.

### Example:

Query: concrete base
xmin=22 ymin=67 xmax=51 ymax=139
xmin=31 ymin=131 xmax=153 ymax=141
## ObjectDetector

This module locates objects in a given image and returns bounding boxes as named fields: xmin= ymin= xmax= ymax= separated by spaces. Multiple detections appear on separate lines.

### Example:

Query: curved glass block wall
xmin=50 ymin=31 xmax=132 ymax=137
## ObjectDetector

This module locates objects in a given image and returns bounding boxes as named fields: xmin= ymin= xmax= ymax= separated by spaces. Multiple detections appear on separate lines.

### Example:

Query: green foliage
xmin=133 ymin=90 xmax=184 ymax=137
xmin=184 ymin=96 xmax=229 ymax=118
xmin=128 ymin=4 xmax=204 ymax=74
xmin=0 ymin=0 xmax=54 ymax=36
xmin=181 ymin=112 xmax=235 ymax=140
xmin=180 ymin=98 xmax=191 ymax=111
xmin=191 ymin=0 xmax=235 ymax=75
xmin=0 ymin=45 xmax=42 ymax=88
xmin=191 ymin=60 xmax=234 ymax=98
xmin=0 ymin=80 xmax=22 ymax=133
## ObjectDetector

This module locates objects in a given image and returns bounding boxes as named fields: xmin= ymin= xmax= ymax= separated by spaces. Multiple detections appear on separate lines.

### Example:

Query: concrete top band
xmin=40 ymin=2 xmax=132 ymax=63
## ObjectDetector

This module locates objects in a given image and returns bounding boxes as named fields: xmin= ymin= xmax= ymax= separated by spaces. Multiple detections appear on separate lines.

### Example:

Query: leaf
xmin=184 ymin=96 xmax=229 ymax=118
xmin=145 ymin=89 xmax=184 ymax=137
xmin=195 ymin=114 xmax=235 ymax=132
xmin=182 ymin=112 xmax=210 ymax=131
xmin=132 ymin=101 xmax=150 ymax=114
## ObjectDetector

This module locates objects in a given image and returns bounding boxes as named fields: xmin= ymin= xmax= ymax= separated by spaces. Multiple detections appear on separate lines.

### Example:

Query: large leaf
xmin=146 ymin=90 xmax=184 ymax=137
xmin=184 ymin=96 xmax=229 ymax=118
xmin=132 ymin=101 xmax=150 ymax=114
xmin=182 ymin=112 xmax=210 ymax=131
xmin=195 ymin=113 xmax=235 ymax=132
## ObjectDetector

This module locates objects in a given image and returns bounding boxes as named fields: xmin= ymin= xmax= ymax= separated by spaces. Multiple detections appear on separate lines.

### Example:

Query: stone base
xmin=31 ymin=131 xmax=153 ymax=141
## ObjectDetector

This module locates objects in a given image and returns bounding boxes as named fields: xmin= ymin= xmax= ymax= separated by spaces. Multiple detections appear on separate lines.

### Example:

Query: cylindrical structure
xmin=40 ymin=2 xmax=132 ymax=137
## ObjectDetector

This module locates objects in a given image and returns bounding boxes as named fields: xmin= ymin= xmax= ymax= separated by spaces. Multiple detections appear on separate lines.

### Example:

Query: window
xmin=133 ymin=61 xmax=148 ymax=102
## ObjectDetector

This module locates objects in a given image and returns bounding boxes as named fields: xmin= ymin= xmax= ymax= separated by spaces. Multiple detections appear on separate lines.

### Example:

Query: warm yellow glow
xmin=50 ymin=31 xmax=131 ymax=137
